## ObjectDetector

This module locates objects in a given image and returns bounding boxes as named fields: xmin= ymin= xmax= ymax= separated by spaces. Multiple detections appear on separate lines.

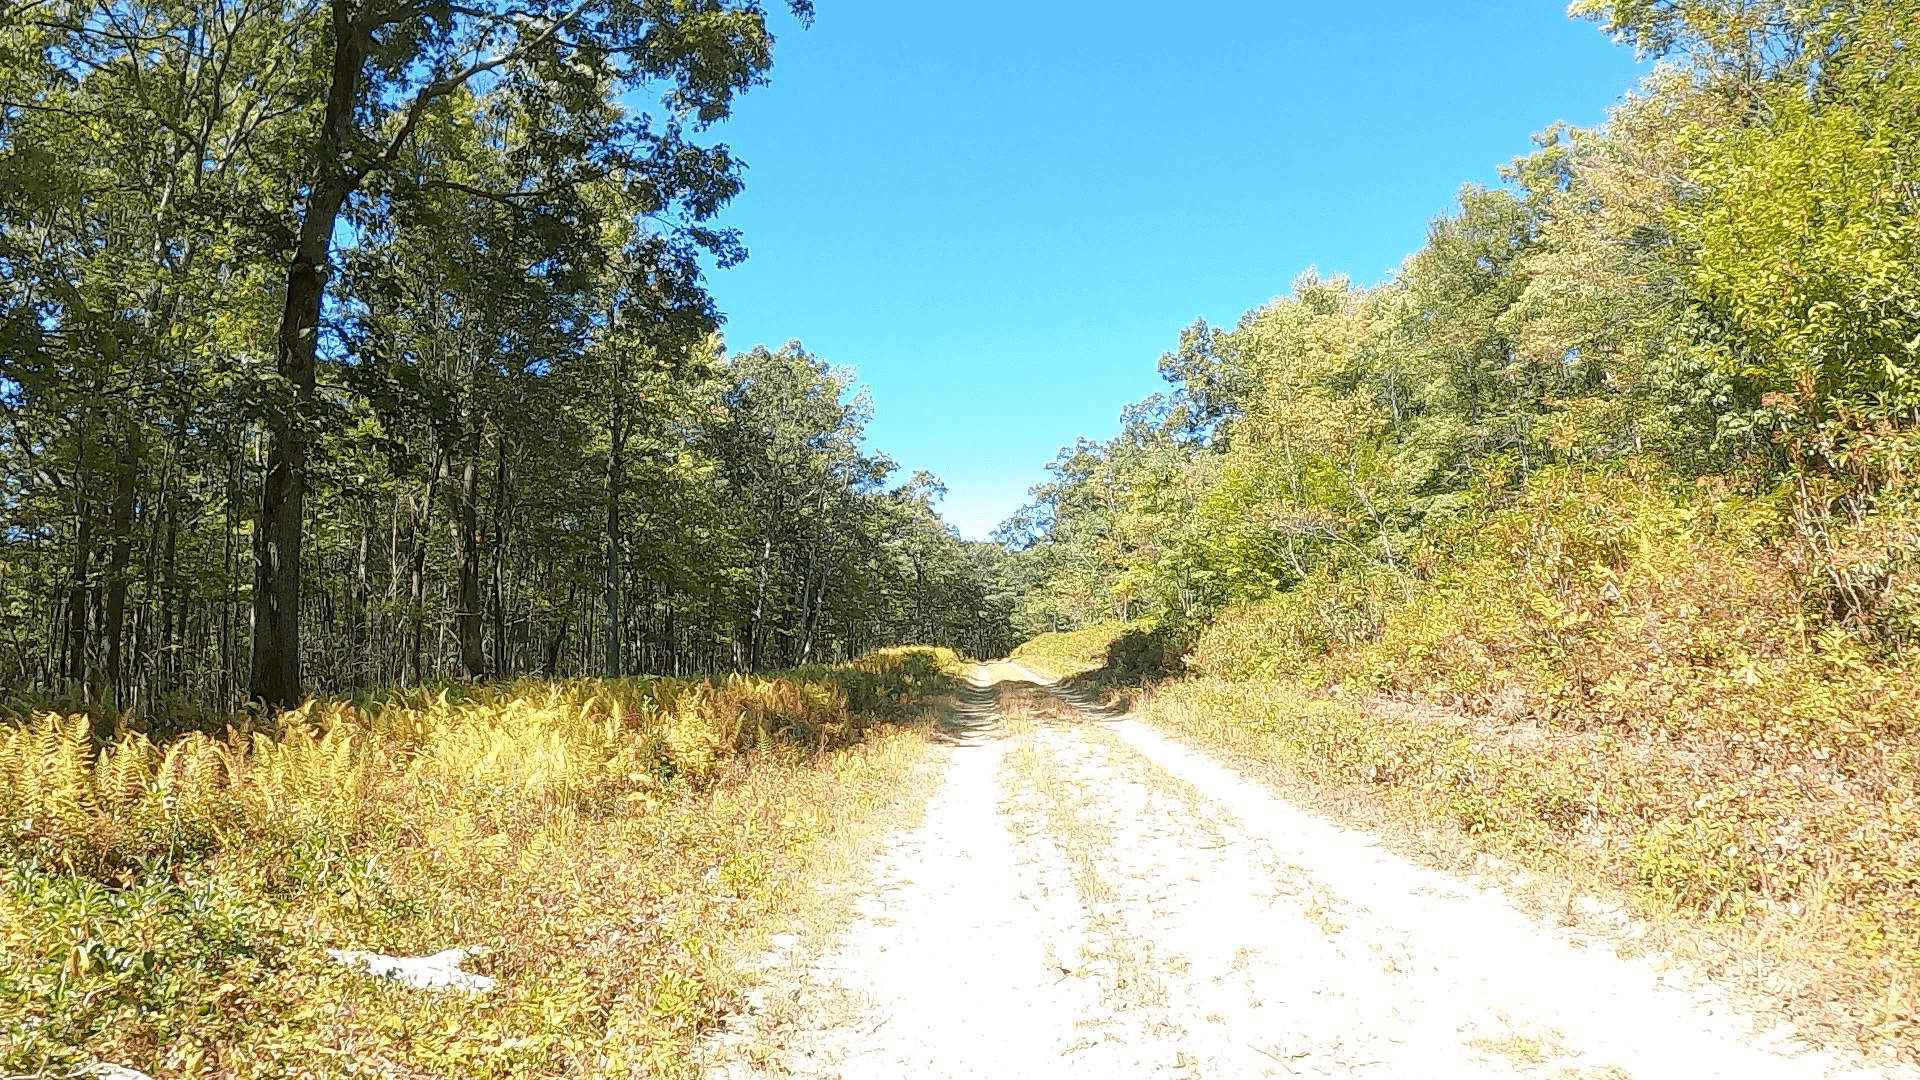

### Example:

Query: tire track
xmin=707 ymin=664 xmax=1914 ymax=1080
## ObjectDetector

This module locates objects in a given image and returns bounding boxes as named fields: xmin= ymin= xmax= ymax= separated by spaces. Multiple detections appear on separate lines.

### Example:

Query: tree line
xmin=1002 ymin=0 xmax=1920 ymax=648
xmin=0 ymin=0 xmax=1015 ymax=728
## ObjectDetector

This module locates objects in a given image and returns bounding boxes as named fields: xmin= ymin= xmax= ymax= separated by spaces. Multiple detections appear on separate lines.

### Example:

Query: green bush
xmin=1103 ymin=626 xmax=1189 ymax=682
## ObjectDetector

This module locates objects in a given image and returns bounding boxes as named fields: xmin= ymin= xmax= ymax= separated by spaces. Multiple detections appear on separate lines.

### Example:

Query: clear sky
xmin=702 ymin=2 xmax=1647 ymax=539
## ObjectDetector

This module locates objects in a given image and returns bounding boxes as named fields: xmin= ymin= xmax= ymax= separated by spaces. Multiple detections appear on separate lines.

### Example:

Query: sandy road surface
xmin=709 ymin=664 xmax=1912 ymax=1079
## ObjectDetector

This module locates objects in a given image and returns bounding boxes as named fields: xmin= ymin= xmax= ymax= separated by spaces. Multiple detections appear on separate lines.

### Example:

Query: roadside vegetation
xmin=2 ymin=3 xmax=1014 ymax=1076
xmin=0 ymin=0 xmax=1017 ymax=725
xmin=1 ymin=647 xmax=962 ymax=1078
xmin=1003 ymin=1 xmax=1920 ymax=1059
xmin=1009 ymin=621 xmax=1148 ymax=678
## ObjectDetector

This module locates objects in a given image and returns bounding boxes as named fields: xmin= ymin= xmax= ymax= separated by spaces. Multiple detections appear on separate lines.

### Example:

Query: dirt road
xmin=710 ymin=664 xmax=1911 ymax=1079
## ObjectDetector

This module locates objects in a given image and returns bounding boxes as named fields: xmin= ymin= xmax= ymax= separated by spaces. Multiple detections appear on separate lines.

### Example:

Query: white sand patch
xmin=325 ymin=946 xmax=495 ymax=992
xmin=78 ymin=1066 xmax=155 ymax=1080
xmin=711 ymin=665 xmax=1914 ymax=1079
xmin=717 ymin=738 xmax=1088 ymax=1073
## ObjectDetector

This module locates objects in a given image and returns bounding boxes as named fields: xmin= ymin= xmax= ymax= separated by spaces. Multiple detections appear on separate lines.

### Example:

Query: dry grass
xmin=1134 ymin=676 xmax=1920 ymax=1061
xmin=1014 ymin=469 xmax=1920 ymax=1061
xmin=1010 ymin=621 xmax=1150 ymax=678
xmin=693 ymin=723 xmax=955 ymax=1076
xmin=0 ymin=647 xmax=962 ymax=1079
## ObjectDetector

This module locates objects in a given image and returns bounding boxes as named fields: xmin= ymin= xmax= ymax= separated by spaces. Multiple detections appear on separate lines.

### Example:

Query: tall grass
xmin=1011 ymin=620 xmax=1153 ymax=677
xmin=1177 ymin=471 xmax=1920 ymax=1054
xmin=1 ymin=647 xmax=960 ymax=1078
xmin=1021 ymin=467 xmax=1920 ymax=1057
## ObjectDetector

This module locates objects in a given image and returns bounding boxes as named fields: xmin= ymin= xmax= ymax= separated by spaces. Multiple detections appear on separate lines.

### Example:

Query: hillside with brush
xmin=1003 ymin=1 xmax=1920 ymax=1058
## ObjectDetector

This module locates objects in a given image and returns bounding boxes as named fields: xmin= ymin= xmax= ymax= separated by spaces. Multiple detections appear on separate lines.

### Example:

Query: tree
xmin=5 ymin=0 xmax=1011 ymax=726
xmin=249 ymin=0 xmax=811 ymax=706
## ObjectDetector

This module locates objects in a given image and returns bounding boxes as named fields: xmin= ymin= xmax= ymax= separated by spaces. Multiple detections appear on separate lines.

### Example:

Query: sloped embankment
xmin=1017 ymin=477 xmax=1920 ymax=1062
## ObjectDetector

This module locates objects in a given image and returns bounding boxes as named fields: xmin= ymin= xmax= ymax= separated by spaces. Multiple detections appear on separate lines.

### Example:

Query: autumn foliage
xmin=1 ymin=648 xmax=960 ymax=1077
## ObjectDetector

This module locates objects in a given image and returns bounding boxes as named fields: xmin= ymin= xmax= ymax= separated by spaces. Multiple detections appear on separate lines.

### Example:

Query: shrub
xmin=1152 ymin=466 xmax=1920 ymax=1054
xmin=1103 ymin=626 xmax=1189 ymax=682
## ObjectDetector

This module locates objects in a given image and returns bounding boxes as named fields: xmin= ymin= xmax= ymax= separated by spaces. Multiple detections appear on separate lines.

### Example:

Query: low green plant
xmin=1011 ymin=620 xmax=1151 ymax=677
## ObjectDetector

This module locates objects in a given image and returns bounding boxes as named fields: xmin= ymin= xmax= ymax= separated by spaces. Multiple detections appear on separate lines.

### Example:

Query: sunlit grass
xmin=1011 ymin=620 xmax=1151 ymax=678
xmin=0 ymin=647 xmax=962 ymax=1078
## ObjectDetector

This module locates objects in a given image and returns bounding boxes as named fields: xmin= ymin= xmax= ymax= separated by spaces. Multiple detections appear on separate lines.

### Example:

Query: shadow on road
xmin=930 ymin=660 xmax=1141 ymax=748
xmin=932 ymin=668 xmax=1018 ymax=745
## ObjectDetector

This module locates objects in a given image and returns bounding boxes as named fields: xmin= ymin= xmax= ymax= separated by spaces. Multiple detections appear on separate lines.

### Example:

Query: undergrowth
xmin=1019 ymin=466 xmax=1920 ymax=1059
xmin=0 ymin=646 xmax=962 ymax=1078
xmin=1011 ymin=620 xmax=1154 ymax=678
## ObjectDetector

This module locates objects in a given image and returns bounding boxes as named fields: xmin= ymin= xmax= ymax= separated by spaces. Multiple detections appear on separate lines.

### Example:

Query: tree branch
xmin=373 ymin=0 xmax=595 ymax=173
xmin=417 ymin=179 xmax=564 ymax=222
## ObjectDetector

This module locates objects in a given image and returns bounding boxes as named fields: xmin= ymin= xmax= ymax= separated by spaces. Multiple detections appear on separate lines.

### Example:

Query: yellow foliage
xmin=0 ymin=647 xmax=961 ymax=1078
xmin=1169 ymin=469 xmax=1920 ymax=1056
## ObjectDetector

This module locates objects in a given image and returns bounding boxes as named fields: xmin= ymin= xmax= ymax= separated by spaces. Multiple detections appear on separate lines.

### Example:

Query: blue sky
xmin=703 ymin=2 xmax=1646 ymax=539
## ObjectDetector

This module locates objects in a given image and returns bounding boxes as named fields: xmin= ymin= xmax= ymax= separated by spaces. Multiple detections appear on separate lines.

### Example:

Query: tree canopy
xmin=1005 ymin=0 xmax=1920 ymax=652
xmin=0 ymin=0 xmax=1015 ymax=724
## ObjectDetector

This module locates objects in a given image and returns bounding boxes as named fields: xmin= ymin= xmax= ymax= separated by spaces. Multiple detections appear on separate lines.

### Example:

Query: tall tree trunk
xmin=250 ymin=2 xmax=370 ymax=708
xmin=65 ymin=513 xmax=91 ymax=691
xmin=346 ymin=523 xmax=369 ymax=685
xmin=450 ymin=419 xmax=485 ymax=680
xmin=603 ymin=342 xmax=624 ymax=678
xmin=749 ymin=532 xmax=773 ymax=670
xmin=44 ymin=576 xmax=63 ymax=689
xmin=749 ymin=492 xmax=780 ymax=671
xmin=545 ymin=575 xmax=576 ymax=676
xmin=796 ymin=488 xmax=832 ymax=664
xmin=662 ymin=581 xmax=677 ymax=676
xmin=159 ymin=453 xmax=181 ymax=698
xmin=489 ymin=432 xmax=509 ymax=677
xmin=802 ymin=536 xmax=836 ymax=665
xmin=64 ymin=431 xmax=93 ymax=696
xmin=219 ymin=441 xmax=240 ymax=708
xmin=102 ymin=424 xmax=140 ymax=718
xmin=407 ymin=451 xmax=442 ymax=686
xmin=386 ymin=488 xmax=403 ymax=686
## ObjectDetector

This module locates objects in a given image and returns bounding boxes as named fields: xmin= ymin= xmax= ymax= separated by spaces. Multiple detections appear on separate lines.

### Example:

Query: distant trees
xmin=0 ymin=0 xmax=1013 ymax=724
xmin=1007 ymin=0 xmax=1920 ymax=648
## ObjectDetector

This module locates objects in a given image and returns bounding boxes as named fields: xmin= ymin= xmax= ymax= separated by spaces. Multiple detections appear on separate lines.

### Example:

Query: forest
xmin=1002 ymin=0 xmax=1920 ymax=1051
xmin=0 ymin=0 xmax=1016 ymax=730
xmin=1006 ymin=0 xmax=1920 ymax=653
xmin=9 ymin=0 xmax=1920 ymax=1072
xmin=0 ymin=4 xmax=1024 ymax=1073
